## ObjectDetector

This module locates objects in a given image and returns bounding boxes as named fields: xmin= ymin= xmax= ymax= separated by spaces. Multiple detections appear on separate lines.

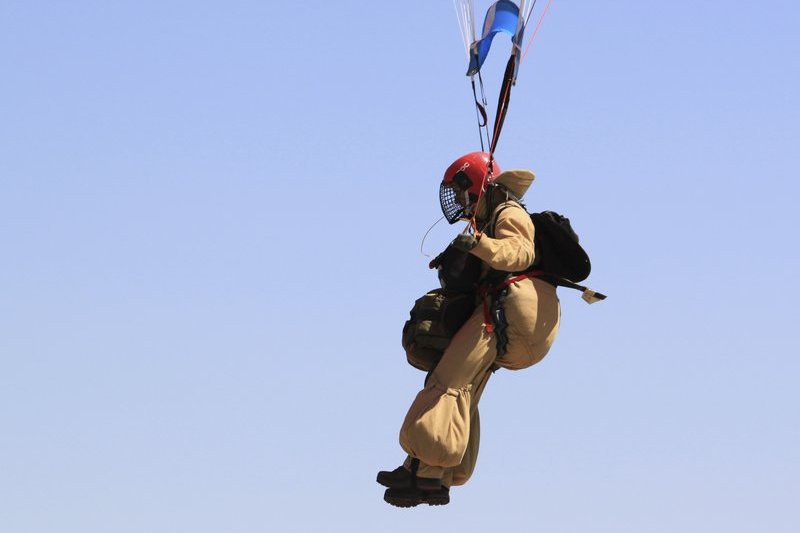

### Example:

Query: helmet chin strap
xmin=466 ymin=175 xmax=490 ymax=232
xmin=460 ymin=190 xmax=477 ymax=223
xmin=461 ymin=190 xmax=472 ymax=210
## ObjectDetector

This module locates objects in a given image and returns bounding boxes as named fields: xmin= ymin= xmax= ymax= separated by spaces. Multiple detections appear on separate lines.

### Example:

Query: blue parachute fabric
xmin=466 ymin=0 xmax=520 ymax=76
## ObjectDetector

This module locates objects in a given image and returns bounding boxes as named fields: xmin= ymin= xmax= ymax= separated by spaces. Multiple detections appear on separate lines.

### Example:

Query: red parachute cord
xmin=489 ymin=66 xmax=513 ymax=156
xmin=520 ymin=0 xmax=554 ymax=66
xmin=469 ymin=76 xmax=511 ymax=234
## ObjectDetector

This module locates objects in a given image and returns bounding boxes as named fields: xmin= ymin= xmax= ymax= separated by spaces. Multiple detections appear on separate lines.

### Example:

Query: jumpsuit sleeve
xmin=469 ymin=203 xmax=535 ymax=272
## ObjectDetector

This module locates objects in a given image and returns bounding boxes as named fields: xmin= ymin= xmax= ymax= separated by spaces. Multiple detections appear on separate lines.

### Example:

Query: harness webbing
xmin=489 ymin=54 xmax=516 ymax=157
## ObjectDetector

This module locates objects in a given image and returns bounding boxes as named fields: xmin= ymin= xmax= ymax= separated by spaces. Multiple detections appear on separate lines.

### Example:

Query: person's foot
xmin=383 ymin=486 xmax=450 ymax=508
xmin=376 ymin=466 xmax=442 ymax=490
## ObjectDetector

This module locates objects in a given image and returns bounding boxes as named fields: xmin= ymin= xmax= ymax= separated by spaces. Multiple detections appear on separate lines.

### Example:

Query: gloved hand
xmin=450 ymin=232 xmax=480 ymax=252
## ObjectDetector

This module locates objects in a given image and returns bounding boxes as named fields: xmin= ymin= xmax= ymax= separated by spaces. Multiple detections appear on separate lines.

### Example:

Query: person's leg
xmin=443 ymin=368 xmax=492 ymax=487
xmin=399 ymin=309 xmax=497 ymax=480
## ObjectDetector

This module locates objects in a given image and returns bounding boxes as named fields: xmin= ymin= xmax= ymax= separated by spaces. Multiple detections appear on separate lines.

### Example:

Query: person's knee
xmin=399 ymin=381 xmax=473 ymax=468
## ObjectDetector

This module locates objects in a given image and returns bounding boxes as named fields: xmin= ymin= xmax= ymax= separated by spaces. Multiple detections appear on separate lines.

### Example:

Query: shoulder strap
xmin=484 ymin=199 xmax=525 ymax=238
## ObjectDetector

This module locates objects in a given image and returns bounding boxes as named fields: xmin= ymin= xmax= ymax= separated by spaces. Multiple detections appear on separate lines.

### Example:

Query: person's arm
xmin=470 ymin=204 xmax=534 ymax=272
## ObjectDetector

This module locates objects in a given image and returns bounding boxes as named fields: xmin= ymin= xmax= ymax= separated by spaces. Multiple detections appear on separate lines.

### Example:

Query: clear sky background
xmin=2 ymin=1 xmax=798 ymax=532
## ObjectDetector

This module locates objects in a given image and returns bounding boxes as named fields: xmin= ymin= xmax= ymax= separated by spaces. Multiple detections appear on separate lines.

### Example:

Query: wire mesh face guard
xmin=440 ymin=182 xmax=465 ymax=224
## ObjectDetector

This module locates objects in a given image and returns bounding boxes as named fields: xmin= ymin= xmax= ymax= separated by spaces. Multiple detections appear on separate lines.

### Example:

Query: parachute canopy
xmin=466 ymin=0 xmax=521 ymax=76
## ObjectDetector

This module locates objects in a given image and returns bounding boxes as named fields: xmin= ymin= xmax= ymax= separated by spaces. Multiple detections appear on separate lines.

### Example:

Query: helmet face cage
xmin=439 ymin=182 xmax=465 ymax=224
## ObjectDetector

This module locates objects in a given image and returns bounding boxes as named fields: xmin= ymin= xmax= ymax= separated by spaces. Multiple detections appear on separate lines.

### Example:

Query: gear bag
xmin=402 ymin=289 xmax=476 ymax=372
xmin=529 ymin=210 xmax=591 ymax=282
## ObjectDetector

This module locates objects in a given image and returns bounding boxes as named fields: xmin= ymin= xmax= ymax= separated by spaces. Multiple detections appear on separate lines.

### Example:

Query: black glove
xmin=450 ymin=232 xmax=479 ymax=252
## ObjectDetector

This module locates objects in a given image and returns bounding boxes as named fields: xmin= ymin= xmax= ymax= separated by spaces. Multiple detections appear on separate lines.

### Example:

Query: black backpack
xmin=529 ymin=210 xmax=590 ymax=282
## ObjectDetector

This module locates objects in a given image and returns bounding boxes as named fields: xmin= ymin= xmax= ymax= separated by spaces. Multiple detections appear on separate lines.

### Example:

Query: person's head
xmin=439 ymin=152 xmax=501 ymax=224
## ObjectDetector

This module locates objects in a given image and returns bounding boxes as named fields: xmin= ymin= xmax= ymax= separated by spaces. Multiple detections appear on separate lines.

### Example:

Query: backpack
xmin=529 ymin=210 xmax=591 ymax=282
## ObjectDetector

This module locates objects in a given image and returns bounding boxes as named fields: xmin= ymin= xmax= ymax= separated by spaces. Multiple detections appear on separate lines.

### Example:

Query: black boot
xmin=383 ymin=486 xmax=450 ymax=508
xmin=376 ymin=466 xmax=442 ymax=491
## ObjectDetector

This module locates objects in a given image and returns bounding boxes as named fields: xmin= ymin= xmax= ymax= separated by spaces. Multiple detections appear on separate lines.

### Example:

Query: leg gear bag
xmin=402 ymin=289 xmax=476 ymax=372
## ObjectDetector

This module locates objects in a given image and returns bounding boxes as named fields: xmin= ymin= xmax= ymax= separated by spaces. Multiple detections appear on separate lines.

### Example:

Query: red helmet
xmin=440 ymin=152 xmax=501 ymax=224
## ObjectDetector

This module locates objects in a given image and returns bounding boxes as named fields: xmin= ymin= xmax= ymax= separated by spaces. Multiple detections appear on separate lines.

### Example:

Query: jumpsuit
xmin=398 ymin=201 xmax=561 ymax=486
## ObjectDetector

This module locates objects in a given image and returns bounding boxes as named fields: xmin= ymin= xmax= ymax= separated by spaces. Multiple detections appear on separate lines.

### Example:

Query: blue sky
xmin=1 ymin=1 xmax=798 ymax=532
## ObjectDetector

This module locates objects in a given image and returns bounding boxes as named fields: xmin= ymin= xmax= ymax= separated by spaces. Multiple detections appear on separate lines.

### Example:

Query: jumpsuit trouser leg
xmin=445 ymin=367 xmax=491 ymax=486
xmin=400 ymin=307 xmax=496 ymax=483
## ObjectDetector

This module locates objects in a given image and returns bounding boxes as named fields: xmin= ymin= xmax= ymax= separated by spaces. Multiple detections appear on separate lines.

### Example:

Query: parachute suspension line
xmin=514 ymin=0 xmax=528 ymax=52
xmin=453 ymin=0 xmax=476 ymax=58
xmin=523 ymin=0 xmax=539 ymax=29
xmin=520 ymin=0 xmax=554 ymax=66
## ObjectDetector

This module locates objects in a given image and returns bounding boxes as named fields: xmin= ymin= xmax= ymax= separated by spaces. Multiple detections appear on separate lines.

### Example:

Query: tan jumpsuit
xmin=399 ymin=201 xmax=561 ymax=486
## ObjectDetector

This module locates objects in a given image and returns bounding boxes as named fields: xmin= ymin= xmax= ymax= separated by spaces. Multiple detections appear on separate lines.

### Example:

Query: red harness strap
xmin=479 ymin=270 xmax=544 ymax=333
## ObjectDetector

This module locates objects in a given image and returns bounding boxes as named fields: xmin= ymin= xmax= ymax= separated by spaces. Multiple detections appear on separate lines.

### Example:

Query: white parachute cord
xmin=453 ymin=0 xmax=466 ymax=57
xmin=420 ymin=215 xmax=447 ymax=258
xmin=523 ymin=0 xmax=538 ymax=29
xmin=453 ymin=0 xmax=475 ymax=58
xmin=467 ymin=0 xmax=476 ymax=44
xmin=515 ymin=0 xmax=527 ymax=51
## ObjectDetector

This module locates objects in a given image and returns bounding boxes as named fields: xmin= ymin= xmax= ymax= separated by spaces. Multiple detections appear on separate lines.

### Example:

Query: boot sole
xmin=383 ymin=489 xmax=450 ymax=508
xmin=384 ymin=495 xmax=421 ymax=508
xmin=424 ymin=493 xmax=450 ymax=506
